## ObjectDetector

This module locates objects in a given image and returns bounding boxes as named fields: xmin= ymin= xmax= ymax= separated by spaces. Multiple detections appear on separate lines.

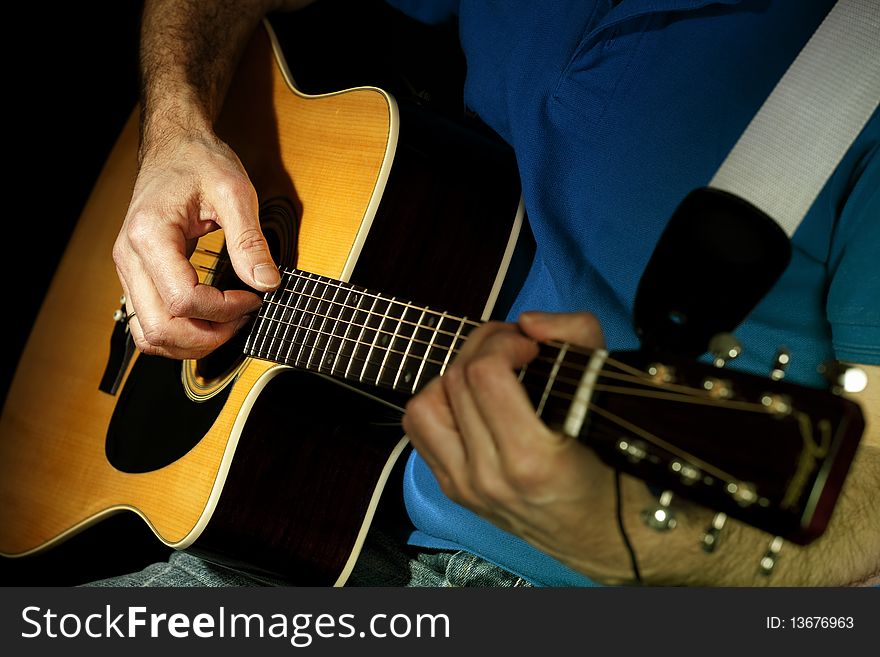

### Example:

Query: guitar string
xmin=194 ymin=255 xmax=770 ymax=487
xmin=191 ymin=254 xmax=669 ymax=390
xmin=251 ymin=308 xmax=636 ymax=388
xmin=585 ymin=403 xmax=738 ymax=482
xmin=250 ymin=308 xmax=750 ymax=404
xmin=255 ymin=305 xmax=729 ymax=403
xmin=193 ymin=258 xmax=758 ymax=406
xmin=276 ymin=269 xmax=483 ymax=329
xmin=249 ymin=314 xmax=771 ymax=413
xmin=271 ymin=270 xmax=698 ymax=387
xmin=254 ymin=291 xmax=678 ymax=393
xmin=194 ymin=265 xmax=775 ymax=476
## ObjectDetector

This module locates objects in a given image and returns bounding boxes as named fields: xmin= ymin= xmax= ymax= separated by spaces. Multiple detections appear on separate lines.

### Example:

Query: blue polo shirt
xmin=387 ymin=0 xmax=880 ymax=586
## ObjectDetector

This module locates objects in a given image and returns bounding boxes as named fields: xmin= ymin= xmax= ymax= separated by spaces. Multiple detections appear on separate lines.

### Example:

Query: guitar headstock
xmin=567 ymin=347 xmax=865 ymax=546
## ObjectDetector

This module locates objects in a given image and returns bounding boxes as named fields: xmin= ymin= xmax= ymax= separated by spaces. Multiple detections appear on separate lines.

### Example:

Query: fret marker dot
xmin=380 ymin=335 xmax=389 ymax=346
xmin=426 ymin=317 xmax=435 ymax=327
xmin=404 ymin=371 xmax=412 ymax=383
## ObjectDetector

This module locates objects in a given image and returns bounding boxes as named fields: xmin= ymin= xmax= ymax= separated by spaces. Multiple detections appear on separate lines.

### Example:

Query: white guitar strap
xmin=709 ymin=0 xmax=879 ymax=237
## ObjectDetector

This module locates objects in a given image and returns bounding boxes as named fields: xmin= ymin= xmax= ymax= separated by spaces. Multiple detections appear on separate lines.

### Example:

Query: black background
xmin=1 ymin=2 xmax=156 ymax=585
xmin=3 ymin=3 xmax=142 ymax=411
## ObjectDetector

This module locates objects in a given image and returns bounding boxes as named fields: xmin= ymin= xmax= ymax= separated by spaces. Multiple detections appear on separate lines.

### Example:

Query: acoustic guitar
xmin=0 ymin=20 xmax=865 ymax=586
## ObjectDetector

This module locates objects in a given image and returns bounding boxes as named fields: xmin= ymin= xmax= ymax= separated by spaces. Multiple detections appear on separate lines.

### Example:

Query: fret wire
xmin=390 ymin=303 xmax=421 ymax=390
xmin=267 ymin=270 xmax=664 ymax=389
xmin=328 ymin=286 xmax=355 ymax=376
xmin=345 ymin=290 xmax=380 ymax=381
xmin=361 ymin=296 xmax=393 ymax=384
xmin=254 ymin=310 xmax=649 ymax=386
xmin=255 ymin=315 xmax=450 ymax=370
xmin=252 ymin=312 xmax=658 ymax=391
xmin=249 ymin=271 xmax=274 ymax=358
xmin=280 ymin=269 xmax=481 ymax=328
xmin=306 ymin=277 xmax=341 ymax=371
xmin=283 ymin=272 xmax=315 ymax=366
xmin=261 ymin=295 xmax=670 ymax=397
xmin=251 ymin=282 xmax=722 ymax=403
xmin=307 ymin=275 xmax=334 ymax=366
xmin=536 ymin=343 xmax=568 ymax=418
xmin=275 ymin=270 xmax=303 ymax=361
xmin=256 ymin=304 xmax=458 ymax=368
xmin=255 ymin=268 xmax=289 ymax=360
xmin=262 ymin=292 xmax=470 ymax=342
xmin=441 ymin=317 xmax=469 ymax=376
xmin=251 ymin=313 xmax=748 ymax=414
xmin=378 ymin=300 xmax=407 ymax=388
xmin=412 ymin=310 xmax=446 ymax=394
xmin=260 ymin=272 xmax=299 ymax=364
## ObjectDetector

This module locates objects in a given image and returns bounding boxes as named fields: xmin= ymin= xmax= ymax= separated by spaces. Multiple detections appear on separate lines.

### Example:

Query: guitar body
xmin=0 ymin=22 xmax=523 ymax=585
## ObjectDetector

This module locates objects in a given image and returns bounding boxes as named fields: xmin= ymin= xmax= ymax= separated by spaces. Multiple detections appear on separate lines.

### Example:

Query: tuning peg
xmin=641 ymin=490 xmax=677 ymax=531
xmin=708 ymin=333 xmax=742 ymax=368
xmin=769 ymin=347 xmax=790 ymax=381
xmin=819 ymin=361 xmax=868 ymax=394
xmin=700 ymin=512 xmax=728 ymax=553
xmin=758 ymin=536 xmax=784 ymax=576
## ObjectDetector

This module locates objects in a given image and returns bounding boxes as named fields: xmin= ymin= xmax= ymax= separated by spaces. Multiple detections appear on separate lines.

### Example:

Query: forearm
xmin=606 ymin=366 xmax=880 ymax=587
xmin=138 ymin=0 xmax=314 ymax=160
xmin=619 ymin=441 xmax=879 ymax=586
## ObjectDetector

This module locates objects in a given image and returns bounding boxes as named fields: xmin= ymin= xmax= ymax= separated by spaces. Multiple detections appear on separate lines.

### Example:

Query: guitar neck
xmin=244 ymin=268 xmax=480 ymax=395
xmin=243 ymin=268 xmax=596 ymax=414
xmin=243 ymin=267 xmax=866 ymax=546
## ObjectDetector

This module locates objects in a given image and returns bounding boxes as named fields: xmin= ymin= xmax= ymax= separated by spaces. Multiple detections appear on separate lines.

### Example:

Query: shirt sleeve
xmin=384 ymin=0 xmax=459 ymax=24
xmin=826 ymin=139 xmax=880 ymax=365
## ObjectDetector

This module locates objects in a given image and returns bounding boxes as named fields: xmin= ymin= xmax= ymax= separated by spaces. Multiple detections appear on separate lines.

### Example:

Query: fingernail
xmin=519 ymin=311 xmax=544 ymax=324
xmin=253 ymin=263 xmax=280 ymax=289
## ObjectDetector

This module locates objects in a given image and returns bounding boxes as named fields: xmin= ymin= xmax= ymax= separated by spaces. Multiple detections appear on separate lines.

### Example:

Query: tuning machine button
xmin=641 ymin=490 xmax=677 ymax=531
xmin=819 ymin=361 xmax=868 ymax=395
xmin=701 ymin=512 xmax=728 ymax=553
xmin=759 ymin=536 xmax=784 ymax=576
xmin=617 ymin=439 xmax=648 ymax=463
xmin=708 ymin=333 xmax=742 ymax=368
xmin=769 ymin=347 xmax=791 ymax=381
xmin=670 ymin=460 xmax=700 ymax=485
xmin=646 ymin=363 xmax=675 ymax=384
xmin=760 ymin=393 xmax=792 ymax=416
xmin=702 ymin=377 xmax=733 ymax=399
xmin=726 ymin=480 xmax=758 ymax=506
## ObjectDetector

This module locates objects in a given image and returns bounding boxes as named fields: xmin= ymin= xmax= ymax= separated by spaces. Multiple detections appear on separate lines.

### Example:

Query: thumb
xmin=517 ymin=311 xmax=605 ymax=350
xmin=210 ymin=180 xmax=280 ymax=292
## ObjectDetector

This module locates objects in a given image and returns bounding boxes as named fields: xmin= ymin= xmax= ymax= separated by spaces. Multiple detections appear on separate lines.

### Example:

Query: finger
xmin=137 ymin=218 xmax=264 ymax=322
xmin=517 ymin=311 xmax=605 ymax=350
xmin=403 ymin=378 xmax=469 ymax=499
xmin=441 ymin=322 xmax=526 ymax=462
xmin=443 ymin=355 xmax=500 ymax=468
xmin=462 ymin=330 xmax=550 ymax=457
xmin=120 ymin=251 xmax=251 ymax=359
xmin=207 ymin=177 xmax=280 ymax=292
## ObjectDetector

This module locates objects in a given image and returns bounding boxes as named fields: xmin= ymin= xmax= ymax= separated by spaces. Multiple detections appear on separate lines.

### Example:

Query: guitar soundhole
xmin=194 ymin=198 xmax=298 ymax=383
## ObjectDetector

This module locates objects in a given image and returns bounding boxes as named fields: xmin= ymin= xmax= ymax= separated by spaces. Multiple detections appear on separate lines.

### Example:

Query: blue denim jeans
xmin=83 ymin=528 xmax=532 ymax=588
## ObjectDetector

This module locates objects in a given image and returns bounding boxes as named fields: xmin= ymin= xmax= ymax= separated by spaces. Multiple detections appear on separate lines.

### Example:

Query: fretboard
xmin=244 ymin=269 xmax=479 ymax=396
xmin=243 ymin=268 xmax=607 ymax=432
